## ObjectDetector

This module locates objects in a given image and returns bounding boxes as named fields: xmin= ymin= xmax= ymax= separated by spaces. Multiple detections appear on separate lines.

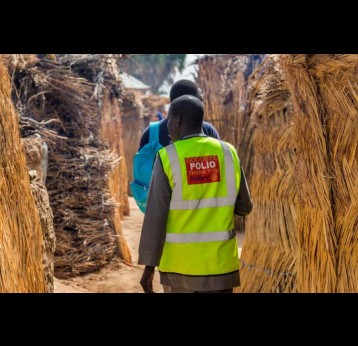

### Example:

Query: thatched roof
xmin=120 ymin=73 xmax=150 ymax=90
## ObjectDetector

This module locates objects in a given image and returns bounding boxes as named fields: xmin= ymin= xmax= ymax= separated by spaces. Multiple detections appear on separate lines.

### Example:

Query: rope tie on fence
xmin=241 ymin=261 xmax=297 ymax=277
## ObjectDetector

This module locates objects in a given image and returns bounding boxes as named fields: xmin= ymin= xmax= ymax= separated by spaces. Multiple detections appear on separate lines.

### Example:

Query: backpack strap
xmin=149 ymin=121 xmax=161 ymax=143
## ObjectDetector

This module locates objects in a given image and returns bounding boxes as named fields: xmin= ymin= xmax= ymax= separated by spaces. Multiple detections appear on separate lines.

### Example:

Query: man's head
xmin=167 ymin=95 xmax=204 ymax=142
xmin=169 ymin=79 xmax=203 ymax=102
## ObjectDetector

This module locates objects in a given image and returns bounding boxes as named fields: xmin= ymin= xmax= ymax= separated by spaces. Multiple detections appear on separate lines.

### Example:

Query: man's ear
xmin=175 ymin=115 xmax=182 ymax=127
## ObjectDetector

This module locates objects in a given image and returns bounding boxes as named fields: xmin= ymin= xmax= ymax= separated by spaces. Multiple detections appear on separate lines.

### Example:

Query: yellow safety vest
xmin=158 ymin=135 xmax=241 ymax=275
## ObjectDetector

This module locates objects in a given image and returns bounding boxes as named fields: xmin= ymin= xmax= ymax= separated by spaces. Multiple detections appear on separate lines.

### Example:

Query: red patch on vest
xmin=185 ymin=156 xmax=221 ymax=185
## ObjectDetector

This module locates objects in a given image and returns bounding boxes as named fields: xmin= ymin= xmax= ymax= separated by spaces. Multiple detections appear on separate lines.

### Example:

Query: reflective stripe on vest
xmin=166 ymin=141 xmax=237 ymax=210
xmin=166 ymin=229 xmax=236 ymax=243
xmin=157 ymin=136 xmax=241 ymax=276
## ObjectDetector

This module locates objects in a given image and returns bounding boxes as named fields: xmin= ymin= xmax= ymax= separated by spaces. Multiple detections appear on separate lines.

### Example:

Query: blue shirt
xmin=139 ymin=118 xmax=220 ymax=150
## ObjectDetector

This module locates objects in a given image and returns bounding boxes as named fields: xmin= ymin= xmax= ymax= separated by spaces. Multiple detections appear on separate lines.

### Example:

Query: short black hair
xmin=169 ymin=95 xmax=204 ymax=128
xmin=169 ymin=79 xmax=202 ymax=102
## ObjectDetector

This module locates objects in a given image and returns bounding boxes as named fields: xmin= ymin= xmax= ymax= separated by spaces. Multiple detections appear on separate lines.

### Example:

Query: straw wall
xmin=312 ymin=55 xmax=358 ymax=292
xmin=121 ymin=91 xmax=143 ymax=195
xmin=10 ymin=58 xmax=128 ymax=278
xmin=63 ymin=55 xmax=131 ymax=266
xmin=141 ymin=94 xmax=169 ymax=125
xmin=281 ymin=54 xmax=358 ymax=292
xmin=198 ymin=55 xmax=356 ymax=292
xmin=0 ymin=62 xmax=46 ymax=292
xmin=196 ymin=55 xmax=237 ymax=145
xmin=22 ymin=137 xmax=55 ymax=292
xmin=22 ymin=137 xmax=48 ymax=184
xmin=197 ymin=54 xmax=358 ymax=292
xmin=30 ymin=178 xmax=55 ymax=293
xmin=196 ymin=54 xmax=264 ymax=148
xmin=237 ymin=57 xmax=299 ymax=292
xmin=101 ymin=89 xmax=131 ymax=263
xmin=281 ymin=55 xmax=337 ymax=292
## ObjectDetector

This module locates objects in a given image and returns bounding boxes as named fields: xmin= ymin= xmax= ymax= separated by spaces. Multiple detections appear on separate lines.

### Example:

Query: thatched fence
xmin=9 ymin=54 xmax=131 ymax=278
xmin=196 ymin=54 xmax=264 ymax=148
xmin=22 ymin=137 xmax=55 ymax=292
xmin=237 ymin=54 xmax=356 ymax=292
xmin=121 ymin=91 xmax=143 ymax=195
xmin=236 ymin=56 xmax=299 ymax=292
xmin=121 ymin=91 xmax=169 ymax=195
xmin=196 ymin=54 xmax=265 ymax=235
xmin=281 ymin=54 xmax=358 ymax=292
xmin=198 ymin=54 xmax=358 ymax=292
xmin=0 ymin=61 xmax=46 ymax=292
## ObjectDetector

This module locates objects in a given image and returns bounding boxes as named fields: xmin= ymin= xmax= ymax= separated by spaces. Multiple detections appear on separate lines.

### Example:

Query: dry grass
xmin=196 ymin=55 xmax=265 ymax=234
xmin=196 ymin=55 xmax=238 ymax=145
xmin=10 ymin=56 xmax=130 ymax=278
xmin=240 ymin=54 xmax=358 ymax=292
xmin=30 ymin=178 xmax=55 ymax=293
xmin=121 ymin=90 xmax=144 ymax=194
xmin=22 ymin=136 xmax=55 ymax=291
xmin=196 ymin=54 xmax=264 ymax=147
xmin=0 ymin=62 xmax=46 ymax=292
xmin=0 ymin=54 xmax=39 ymax=72
xmin=281 ymin=54 xmax=358 ymax=292
xmin=280 ymin=55 xmax=337 ymax=292
xmin=236 ymin=56 xmax=299 ymax=292
xmin=101 ymin=89 xmax=131 ymax=264
xmin=22 ymin=137 xmax=47 ymax=183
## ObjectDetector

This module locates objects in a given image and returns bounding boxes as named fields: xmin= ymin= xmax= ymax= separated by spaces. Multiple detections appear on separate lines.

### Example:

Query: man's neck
xmin=180 ymin=127 xmax=203 ymax=138
xmin=182 ymin=133 xmax=206 ymax=140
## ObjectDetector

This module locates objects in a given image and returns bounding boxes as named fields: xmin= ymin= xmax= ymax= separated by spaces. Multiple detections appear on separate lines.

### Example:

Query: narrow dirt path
xmin=54 ymin=197 xmax=245 ymax=293
xmin=54 ymin=197 xmax=163 ymax=293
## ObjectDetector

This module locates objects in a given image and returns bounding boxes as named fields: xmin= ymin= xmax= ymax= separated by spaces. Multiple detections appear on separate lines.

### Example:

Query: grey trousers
xmin=163 ymin=285 xmax=233 ymax=293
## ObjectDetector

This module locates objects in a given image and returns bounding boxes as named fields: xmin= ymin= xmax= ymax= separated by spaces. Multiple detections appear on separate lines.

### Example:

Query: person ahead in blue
xmin=139 ymin=79 xmax=220 ymax=150
xmin=156 ymin=111 xmax=164 ymax=121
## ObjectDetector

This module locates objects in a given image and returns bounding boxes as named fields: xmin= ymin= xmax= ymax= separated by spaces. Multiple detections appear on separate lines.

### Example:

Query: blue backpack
xmin=130 ymin=121 xmax=164 ymax=213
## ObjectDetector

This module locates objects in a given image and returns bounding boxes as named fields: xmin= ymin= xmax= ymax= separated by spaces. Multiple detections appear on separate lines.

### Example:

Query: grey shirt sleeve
xmin=138 ymin=154 xmax=171 ymax=267
xmin=234 ymin=161 xmax=253 ymax=216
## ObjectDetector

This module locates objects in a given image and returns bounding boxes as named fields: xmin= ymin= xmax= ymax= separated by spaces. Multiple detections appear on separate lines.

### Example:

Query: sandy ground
xmin=54 ymin=197 xmax=244 ymax=293
xmin=54 ymin=197 xmax=163 ymax=293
